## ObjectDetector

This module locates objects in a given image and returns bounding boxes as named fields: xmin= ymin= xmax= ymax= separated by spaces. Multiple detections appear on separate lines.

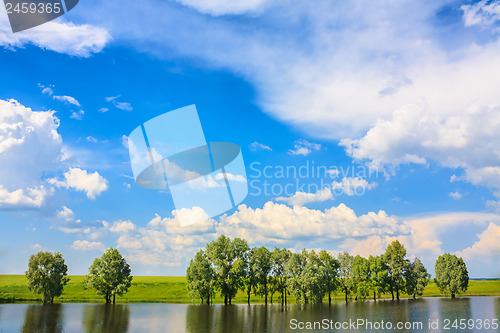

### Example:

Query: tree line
xmin=187 ymin=235 xmax=469 ymax=305
xmin=25 ymin=248 xmax=132 ymax=304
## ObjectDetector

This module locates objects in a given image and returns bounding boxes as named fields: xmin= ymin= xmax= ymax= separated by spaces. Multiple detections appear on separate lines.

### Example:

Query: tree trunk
xmin=229 ymin=297 xmax=232 ymax=305
xmin=51 ymin=296 xmax=54 ymax=304
xmin=284 ymin=287 xmax=287 ymax=305
xmin=374 ymin=291 xmax=376 ymax=301
xmin=224 ymin=295 xmax=227 ymax=305
xmin=391 ymin=285 xmax=394 ymax=300
xmin=396 ymin=289 xmax=400 ymax=300
xmin=113 ymin=294 xmax=115 ymax=304
xmin=451 ymin=292 xmax=455 ymax=299
xmin=345 ymin=288 xmax=348 ymax=304
xmin=413 ymin=293 xmax=416 ymax=299
xmin=270 ymin=293 xmax=273 ymax=304
xmin=264 ymin=280 xmax=268 ymax=304
xmin=247 ymin=289 xmax=250 ymax=305
xmin=329 ymin=291 xmax=331 ymax=305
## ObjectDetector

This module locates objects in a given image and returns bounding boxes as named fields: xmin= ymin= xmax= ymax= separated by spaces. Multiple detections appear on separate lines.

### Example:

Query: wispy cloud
xmin=288 ymin=139 xmax=321 ymax=156
xmin=249 ymin=141 xmax=272 ymax=151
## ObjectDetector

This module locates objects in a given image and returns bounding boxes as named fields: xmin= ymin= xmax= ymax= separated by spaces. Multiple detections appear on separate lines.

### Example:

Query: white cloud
xmin=113 ymin=101 xmax=133 ymax=111
xmin=53 ymin=95 xmax=80 ymax=106
xmin=109 ymin=220 xmax=136 ymax=233
xmin=86 ymin=136 xmax=98 ymax=143
xmin=175 ymin=0 xmax=270 ymax=15
xmin=57 ymin=206 xmax=74 ymax=221
xmin=331 ymin=177 xmax=377 ymax=196
xmin=70 ymin=110 xmax=84 ymax=120
xmin=98 ymin=108 xmax=109 ymax=113
xmin=249 ymin=142 xmax=272 ymax=151
xmin=462 ymin=0 xmax=500 ymax=28
xmin=449 ymin=191 xmax=463 ymax=200
xmin=276 ymin=187 xmax=333 ymax=206
xmin=71 ymin=240 xmax=105 ymax=251
xmin=48 ymin=167 xmax=109 ymax=199
xmin=0 ymin=185 xmax=50 ymax=208
xmin=31 ymin=244 xmax=43 ymax=251
xmin=218 ymin=202 xmax=405 ymax=244
xmin=0 ymin=99 xmax=62 ymax=208
xmin=455 ymin=222 xmax=500 ymax=265
xmin=288 ymin=139 xmax=321 ymax=156
xmin=0 ymin=12 xmax=110 ymax=57
xmin=105 ymin=96 xmax=120 ymax=102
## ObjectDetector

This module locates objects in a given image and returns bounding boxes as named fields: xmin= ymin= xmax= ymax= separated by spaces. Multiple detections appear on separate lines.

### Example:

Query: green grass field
xmin=1 ymin=275 xmax=498 ymax=304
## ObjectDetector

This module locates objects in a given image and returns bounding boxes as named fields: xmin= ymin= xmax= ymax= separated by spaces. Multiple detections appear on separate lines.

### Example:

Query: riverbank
xmin=1 ymin=275 xmax=499 ymax=303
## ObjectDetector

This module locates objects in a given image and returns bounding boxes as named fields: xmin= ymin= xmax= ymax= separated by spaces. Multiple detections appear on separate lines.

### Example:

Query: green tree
xmin=271 ymin=247 xmax=291 ymax=305
xmin=25 ymin=251 xmax=69 ymax=303
xmin=251 ymin=246 xmax=272 ymax=304
xmin=405 ymin=257 xmax=430 ymax=299
xmin=337 ymin=252 xmax=354 ymax=304
xmin=383 ymin=240 xmax=408 ymax=300
xmin=434 ymin=253 xmax=469 ymax=298
xmin=368 ymin=255 xmax=387 ymax=301
xmin=186 ymin=249 xmax=214 ymax=304
xmin=285 ymin=251 xmax=306 ymax=302
xmin=85 ymin=248 xmax=133 ymax=304
xmin=319 ymin=250 xmax=339 ymax=304
xmin=207 ymin=235 xmax=249 ymax=305
xmin=301 ymin=250 xmax=326 ymax=303
xmin=352 ymin=255 xmax=370 ymax=300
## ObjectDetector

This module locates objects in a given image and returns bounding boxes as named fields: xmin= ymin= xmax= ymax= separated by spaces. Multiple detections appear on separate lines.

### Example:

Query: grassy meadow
xmin=0 ymin=275 xmax=498 ymax=304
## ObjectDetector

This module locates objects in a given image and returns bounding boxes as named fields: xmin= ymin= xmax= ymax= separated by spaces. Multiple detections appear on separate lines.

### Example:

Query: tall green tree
xmin=285 ymin=251 xmax=307 ymax=302
xmin=84 ymin=248 xmax=132 ymax=304
xmin=352 ymin=255 xmax=370 ymax=300
xmin=383 ymin=240 xmax=408 ymax=300
xmin=368 ymin=255 xmax=387 ymax=301
xmin=318 ymin=250 xmax=339 ymax=304
xmin=434 ymin=253 xmax=469 ymax=298
xmin=207 ymin=235 xmax=249 ymax=305
xmin=271 ymin=247 xmax=291 ymax=305
xmin=301 ymin=250 xmax=326 ymax=303
xmin=251 ymin=246 xmax=272 ymax=304
xmin=186 ymin=249 xmax=214 ymax=304
xmin=405 ymin=257 xmax=430 ymax=299
xmin=25 ymin=251 xmax=69 ymax=303
xmin=337 ymin=252 xmax=354 ymax=304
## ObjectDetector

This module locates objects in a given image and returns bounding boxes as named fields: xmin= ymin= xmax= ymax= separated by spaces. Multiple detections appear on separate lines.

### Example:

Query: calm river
xmin=0 ymin=297 xmax=499 ymax=332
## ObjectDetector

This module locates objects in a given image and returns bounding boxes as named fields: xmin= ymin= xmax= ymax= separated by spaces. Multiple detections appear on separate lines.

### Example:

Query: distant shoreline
xmin=1 ymin=275 xmax=499 ymax=304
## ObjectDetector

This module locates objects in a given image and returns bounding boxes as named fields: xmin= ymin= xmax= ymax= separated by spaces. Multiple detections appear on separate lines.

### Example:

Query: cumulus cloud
xmin=342 ymin=103 xmax=500 ymax=197
xmin=276 ymin=187 xmax=333 ymax=206
xmin=48 ymin=167 xmax=109 ymax=199
xmin=0 ymin=99 xmax=62 ymax=208
xmin=331 ymin=177 xmax=377 ymax=196
xmin=249 ymin=142 xmax=272 ymax=152
xmin=455 ymin=222 xmax=500 ymax=274
xmin=0 ymin=11 xmax=110 ymax=57
xmin=71 ymin=240 xmax=105 ymax=251
xmin=288 ymin=140 xmax=322 ymax=156
xmin=57 ymin=206 xmax=74 ymax=221
xmin=109 ymin=220 xmax=137 ymax=233
xmin=449 ymin=191 xmax=463 ymax=200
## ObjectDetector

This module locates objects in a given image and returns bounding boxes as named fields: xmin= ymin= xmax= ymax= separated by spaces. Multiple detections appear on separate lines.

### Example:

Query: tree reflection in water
xmin=83 ymin=304 xmax=130 ymax=333
xmin=21 ymin=304 xmax=63 ymax=333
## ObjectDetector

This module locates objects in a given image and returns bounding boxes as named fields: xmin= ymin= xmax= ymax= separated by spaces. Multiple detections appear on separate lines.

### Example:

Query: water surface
xmin=0 ymin=297 xmax=499 ymax=332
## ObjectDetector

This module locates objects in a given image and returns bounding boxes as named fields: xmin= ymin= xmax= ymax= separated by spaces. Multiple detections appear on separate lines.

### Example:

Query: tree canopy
xmin=434 ymin=253 xmax=469 ymax=298
xmin=84 ymin=248 xmax=133 ymax=304
xmin=25 ymin=251 xmax=69 ymax=303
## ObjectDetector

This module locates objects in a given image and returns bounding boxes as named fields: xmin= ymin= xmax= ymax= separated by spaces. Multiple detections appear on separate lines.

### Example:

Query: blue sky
xmin=0 ymin=0 xmax=500 ymax=278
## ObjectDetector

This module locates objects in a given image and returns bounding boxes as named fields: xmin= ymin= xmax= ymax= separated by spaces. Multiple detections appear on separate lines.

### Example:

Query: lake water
xmin=0 ymin=297 xmax=499 ymax=332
